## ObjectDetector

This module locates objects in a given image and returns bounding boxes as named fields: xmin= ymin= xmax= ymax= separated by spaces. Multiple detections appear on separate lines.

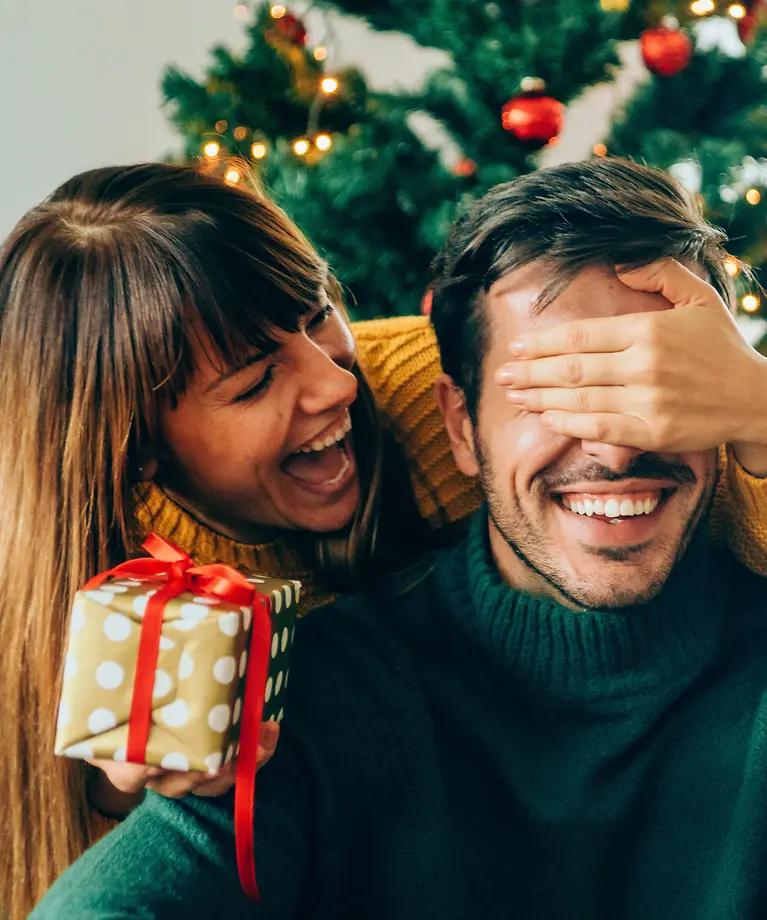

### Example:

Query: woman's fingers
xmin=616 ymin=258 xmax=726 ymax=311
xmin=508 ymin=312 xmax=638 ymax=359
xmin=496 ymin=352 xmax=629 ymax=389
xmin=506 ymin=385 xmax=641 ymax=415
xmin=541 ymin=411 xmax=651 ymax=448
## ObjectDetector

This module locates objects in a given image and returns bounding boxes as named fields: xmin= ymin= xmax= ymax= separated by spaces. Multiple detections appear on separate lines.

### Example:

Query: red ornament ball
xmin=274 ymin=11 xmax=307 ymax=46
xmin=640 ymin=26 xmax=693 ymax=77
xmin=501 ymin=94 xmax=563 ymax=144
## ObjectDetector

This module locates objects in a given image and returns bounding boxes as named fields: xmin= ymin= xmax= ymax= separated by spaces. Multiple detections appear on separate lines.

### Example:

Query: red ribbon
xmin=84 ymin=533 xmax=270 ymax=901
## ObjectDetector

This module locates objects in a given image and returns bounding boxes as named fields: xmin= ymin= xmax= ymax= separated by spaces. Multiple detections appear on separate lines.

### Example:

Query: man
xmin=32 ymin=159 xmax=767 ymax=919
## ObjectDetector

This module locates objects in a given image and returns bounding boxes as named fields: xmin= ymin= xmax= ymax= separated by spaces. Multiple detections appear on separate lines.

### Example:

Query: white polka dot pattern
xmin=213 ymin=656 xmax=236 ymax=685
xmin=69 ymin=600 xmax=86 ymax=633
xmin=241 ymin=606 xmax=252 ymax=632
xmin=103 ymin=613 xmax=132 ymax=642
xmin=239 ymin=650 xmax=248 ymax=678
xmin=96 ymin=661 xmax=125 ymax=691
xmin=218 ymin=612 xmax=240 ymax=637
xmin=275 ymin=671 xmax=283 ymax=695
xmin=208 ymin=704 xmax=231 ymax=733
xmin=161 ymin=752 xmax=189 ymax=771
xmin=178 ymin=652 xmax=194 ymax=680
xmin=63 ymin=741 xmax=94 ymax=759
xmin=88 ymin=708 xmax=117 ymax=734
xmin=153 ymin=669 xmax=172 ymax=698
xmin=264 ymin=677 xmax=273 ymax=703
xmin=113 ymin=747 xmax=126 ymax=762
xmin=272 ymin=590 xmax=282 ymax=615
xmin=161 ymin=700 xmax=189 ymax=727
xmin=63 ymin=652 xmax=78 ymax=681
xmin=233 ymin=697 xmax=242 ymax=725
xmin=204 ymin=752 xmax=222 ymax=774
xmin=281 ymin=626 xmax=289 ymax=652
xmin=133 ymin=595 xmax=149 ymax=617
xmin=179 ymin=603 xmax=207 ymax=622
xmin=271 ymin=634 xmax=279 ymax=659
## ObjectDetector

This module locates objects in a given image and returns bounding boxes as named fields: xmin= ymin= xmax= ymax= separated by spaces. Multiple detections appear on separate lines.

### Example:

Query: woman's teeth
xmin=561 ymin=493 xmax=661 ymax=518
xmin=298 ymin=414 xmax=352 ymax=454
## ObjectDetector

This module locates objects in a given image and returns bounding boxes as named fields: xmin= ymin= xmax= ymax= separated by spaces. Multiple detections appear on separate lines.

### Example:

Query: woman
xmin=0 ymin=162 xmax=765 ymax=920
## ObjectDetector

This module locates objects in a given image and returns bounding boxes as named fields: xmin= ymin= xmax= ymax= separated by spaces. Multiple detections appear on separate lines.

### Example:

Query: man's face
xmin=439 ymin=263 xmax=717 ymax=609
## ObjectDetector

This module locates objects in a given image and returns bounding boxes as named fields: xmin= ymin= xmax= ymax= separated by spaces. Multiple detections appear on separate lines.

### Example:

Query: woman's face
xmin=156 ymin=300 xmax=361 ymax=542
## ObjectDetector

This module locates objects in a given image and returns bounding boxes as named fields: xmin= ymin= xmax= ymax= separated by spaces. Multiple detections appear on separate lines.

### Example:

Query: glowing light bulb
xmin=690 ymin=0 xmax=715 ymax=14
xmin=215 ymin=120 xmax=228 ymax=134
xmin=225 ymin=168 xmax=241 ymax=184
xmin=293 ymin=138 xmax=310 ymax=156
xmin=728 ymin=3 xmax=747 ymax=18
xmin=233 ymin=4 xmax=249 ymax=19
xmin=742 ymin=294 xmax=760 ymax=312
xmin=270 ymin=4 xmax=286 ymax=18
xmin=315 ymin=133 xmax=332 ymax=151
xmin=313 ymin=46 xmax=328 ymax=61
xmin=321 ymin=77 xmax=339 ymax=94
xmin=724 ymin=256 xmax=741 ymax=277
xmin=251 ymin=142 xmax=267 ymax=159
xmin=233 ymin=126 xmax=247 ymax=141
xmin=593 ymin=143 xmax=607 ymax=157
xmin=203 ymin=141 xmax=221 ymax=158
xmin=746 ymin=188 xmax=762 ymax=205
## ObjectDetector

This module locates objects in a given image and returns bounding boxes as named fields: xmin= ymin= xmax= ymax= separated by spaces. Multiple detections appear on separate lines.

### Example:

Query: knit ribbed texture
xmin=448 ymin=512 xmax=725 ymax=700
xmin=134 ymin=315 xmax=767 ymax=612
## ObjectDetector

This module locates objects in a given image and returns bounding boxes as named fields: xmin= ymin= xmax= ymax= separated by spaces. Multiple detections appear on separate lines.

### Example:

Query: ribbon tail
xmin=235 ymin=595 xmax=272 ymax=903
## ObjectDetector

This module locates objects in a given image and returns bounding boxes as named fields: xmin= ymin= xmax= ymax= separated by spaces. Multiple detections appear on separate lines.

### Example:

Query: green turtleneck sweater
xmin=32 ymin=513 xmax=767 ymax=920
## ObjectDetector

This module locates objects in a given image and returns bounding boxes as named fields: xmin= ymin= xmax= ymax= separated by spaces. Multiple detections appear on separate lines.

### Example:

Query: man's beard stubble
xmin=475 ymin=439 xmax=714 ymax=611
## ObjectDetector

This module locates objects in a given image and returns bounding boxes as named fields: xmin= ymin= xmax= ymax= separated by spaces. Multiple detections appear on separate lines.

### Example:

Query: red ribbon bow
xmin=84 ymin=533 xmax=271 ymax=901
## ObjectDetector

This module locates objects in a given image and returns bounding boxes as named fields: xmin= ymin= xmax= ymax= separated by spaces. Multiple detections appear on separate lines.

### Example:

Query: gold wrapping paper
xmin=55 ymin=574 xmax=299 ymax=773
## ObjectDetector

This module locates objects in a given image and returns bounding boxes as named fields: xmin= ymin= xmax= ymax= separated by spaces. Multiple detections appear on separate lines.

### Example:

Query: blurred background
xmin=2 ymin=0 xmax=767 ymax=349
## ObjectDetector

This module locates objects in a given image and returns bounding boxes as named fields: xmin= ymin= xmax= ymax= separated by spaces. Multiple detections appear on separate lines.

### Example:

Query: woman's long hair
xmin=0 ymin=163 xmax=385 ymax=917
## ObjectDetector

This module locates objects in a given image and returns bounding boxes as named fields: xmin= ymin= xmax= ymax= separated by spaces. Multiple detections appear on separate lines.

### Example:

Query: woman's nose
xmin=297 ymin=342 xmax=358 ymax=416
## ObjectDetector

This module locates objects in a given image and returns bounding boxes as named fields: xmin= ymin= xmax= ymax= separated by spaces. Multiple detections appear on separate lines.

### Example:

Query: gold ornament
xmin=600 ymin=0 xmax=631 ymax=11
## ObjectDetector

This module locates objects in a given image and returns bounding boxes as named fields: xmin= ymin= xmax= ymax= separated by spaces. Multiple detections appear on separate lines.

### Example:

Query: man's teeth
xmin=561 ymin=495 xmax=660 ymax=518
xmin=299 ymin=414 xmax=352 ymax=453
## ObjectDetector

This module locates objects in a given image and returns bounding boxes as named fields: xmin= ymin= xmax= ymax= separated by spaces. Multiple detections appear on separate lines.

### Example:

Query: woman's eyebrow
xmin=204 ymin=344 xmax=279 ymax=394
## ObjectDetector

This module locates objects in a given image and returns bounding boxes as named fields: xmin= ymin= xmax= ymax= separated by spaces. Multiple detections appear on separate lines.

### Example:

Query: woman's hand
xmin=88 ymin=721 xmax=280 ymax=817
xmin=495 ymin=258 xmax=767 ymax=475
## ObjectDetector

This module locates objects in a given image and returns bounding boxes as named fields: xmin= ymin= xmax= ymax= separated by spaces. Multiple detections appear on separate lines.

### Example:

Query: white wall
xmin=0 ymin=0 xmax=629 ymax=240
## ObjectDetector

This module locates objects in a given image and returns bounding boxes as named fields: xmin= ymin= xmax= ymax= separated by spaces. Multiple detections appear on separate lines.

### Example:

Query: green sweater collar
xmin=439 ymin=511 xmax=728 ymax=701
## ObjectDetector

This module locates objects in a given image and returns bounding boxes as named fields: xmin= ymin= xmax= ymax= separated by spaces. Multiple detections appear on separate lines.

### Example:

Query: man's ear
xmin=435 ymin=374 xmax=480 ymax=478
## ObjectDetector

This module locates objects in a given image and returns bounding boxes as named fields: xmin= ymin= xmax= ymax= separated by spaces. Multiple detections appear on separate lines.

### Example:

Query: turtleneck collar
xmin=439 ymin=510 xmax=730 ymax=702
xmin=131 ymin=482 xmax=339 ymax=616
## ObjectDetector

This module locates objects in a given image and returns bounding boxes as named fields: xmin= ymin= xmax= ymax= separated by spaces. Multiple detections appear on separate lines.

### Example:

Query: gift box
xmin=56 ymin=535 xmax=299 ymax=772
xmin=54 ymin=534 xmax=300 ymax=901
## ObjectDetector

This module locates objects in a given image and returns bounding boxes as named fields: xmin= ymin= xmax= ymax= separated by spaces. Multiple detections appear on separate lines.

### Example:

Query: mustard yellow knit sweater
xmin=135 ymin=316 xmax=767 ymax=613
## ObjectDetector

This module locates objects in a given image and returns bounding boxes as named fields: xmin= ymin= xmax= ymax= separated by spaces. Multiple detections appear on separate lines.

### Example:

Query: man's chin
xmin=551 ymin=546 xmax=677 ymax=610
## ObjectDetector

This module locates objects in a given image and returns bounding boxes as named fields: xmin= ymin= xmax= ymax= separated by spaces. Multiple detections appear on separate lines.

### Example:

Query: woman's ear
xmin=138 ymin=457 xmax=159 ymax=482
xmin=435 ymin=374 xmax=480 ymax=478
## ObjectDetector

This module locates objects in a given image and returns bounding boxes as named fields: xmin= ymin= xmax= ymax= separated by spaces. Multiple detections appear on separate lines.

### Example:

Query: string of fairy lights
xmin=202 ymin=4 xmax=338 ymax=184
xmin=207 ymin=0 xmax=764 ymax=316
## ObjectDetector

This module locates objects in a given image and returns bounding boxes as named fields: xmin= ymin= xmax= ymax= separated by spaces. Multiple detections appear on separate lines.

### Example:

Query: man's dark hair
xmin=429 ymin=158 xmax=733 ymax=420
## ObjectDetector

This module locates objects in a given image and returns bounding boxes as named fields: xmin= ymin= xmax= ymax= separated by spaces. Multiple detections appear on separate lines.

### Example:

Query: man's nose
xmin=579 ymin=440 xmax=643 ymax=474
xmin=297 ymin=343 xmax=358 ymax=416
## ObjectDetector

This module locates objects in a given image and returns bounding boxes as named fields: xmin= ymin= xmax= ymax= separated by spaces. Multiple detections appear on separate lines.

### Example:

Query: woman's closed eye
xmin=307 ymin=303 xmax=334 ymax=330
xmin=231 ymin=365 xmax=275 ymax=404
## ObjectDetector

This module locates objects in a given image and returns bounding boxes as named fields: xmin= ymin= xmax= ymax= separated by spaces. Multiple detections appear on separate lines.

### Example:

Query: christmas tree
xmin=162 ymin=0 xmax=767 ymax=337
